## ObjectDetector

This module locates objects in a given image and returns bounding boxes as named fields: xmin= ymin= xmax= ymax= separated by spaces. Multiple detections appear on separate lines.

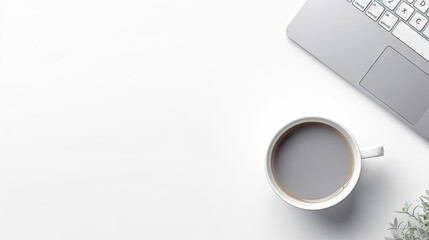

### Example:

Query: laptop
xmin=287 ymin=0 xmax=429 ymax=141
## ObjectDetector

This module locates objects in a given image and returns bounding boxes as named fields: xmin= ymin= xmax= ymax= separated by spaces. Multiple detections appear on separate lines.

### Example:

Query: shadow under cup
xmin=266 ymin=118 xmax=364 ymax=210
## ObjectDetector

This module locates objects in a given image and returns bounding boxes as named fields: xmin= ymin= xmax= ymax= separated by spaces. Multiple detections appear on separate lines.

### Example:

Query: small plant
xmin=386 ymin=190 xmax=429 ymax=240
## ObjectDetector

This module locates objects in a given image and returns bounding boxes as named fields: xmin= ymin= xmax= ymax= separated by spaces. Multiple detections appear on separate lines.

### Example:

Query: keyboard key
xmin=353 ymin=0 xmax=372 ymax=11
xmin=382 ymin=0 xmax=401 ymax=10
xmin=396 ymin=2 xmax=415 ymax=20
xmin=410 ymin=12 xmax=428 ymax=30
xmin=393 ymin=21 xmax=429 ymax=61
xmin=367 ymin=2 xmax=385 ymax=21
xmin=415 ymin=0 xmax=429 ymax=13
xmin=379 ymin=11 xmax=399 ymax=31
xmin=423 ymin=25 xmax=429 ymax=37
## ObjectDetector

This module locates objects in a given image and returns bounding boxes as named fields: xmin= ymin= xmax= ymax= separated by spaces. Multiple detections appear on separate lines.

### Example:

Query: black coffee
xmin=272 ymin=123 xmax=354 ymax=201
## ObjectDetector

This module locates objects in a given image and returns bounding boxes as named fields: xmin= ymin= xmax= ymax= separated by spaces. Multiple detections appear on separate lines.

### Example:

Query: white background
xmin=1 ymin=0 xmax=429 ymax=239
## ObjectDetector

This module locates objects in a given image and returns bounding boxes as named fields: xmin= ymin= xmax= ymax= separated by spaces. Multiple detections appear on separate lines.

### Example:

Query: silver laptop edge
xmin=287 ymin=0 xmax=429 ymax=141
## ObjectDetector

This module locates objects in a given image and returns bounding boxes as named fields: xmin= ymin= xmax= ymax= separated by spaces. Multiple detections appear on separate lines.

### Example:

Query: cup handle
xmin=360 ymin=146 xmax=384 ymax=159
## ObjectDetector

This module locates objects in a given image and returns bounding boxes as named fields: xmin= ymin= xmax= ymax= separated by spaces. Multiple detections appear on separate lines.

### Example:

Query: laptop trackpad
xmin=360 ymin=47 xmax=429 ymax=125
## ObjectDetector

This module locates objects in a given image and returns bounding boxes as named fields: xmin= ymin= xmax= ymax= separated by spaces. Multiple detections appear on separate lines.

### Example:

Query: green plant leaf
xmin=386 ymin=190 xmax=429 ymax=240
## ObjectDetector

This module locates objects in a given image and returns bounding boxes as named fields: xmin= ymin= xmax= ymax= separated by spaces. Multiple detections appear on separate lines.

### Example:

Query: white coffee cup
xmin=266 ymin=117 xmax=384 ymax=210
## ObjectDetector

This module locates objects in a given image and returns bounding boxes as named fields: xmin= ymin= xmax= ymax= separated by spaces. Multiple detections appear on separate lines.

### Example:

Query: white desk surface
xmin=1 ymin=0 xmax=429 ymax=239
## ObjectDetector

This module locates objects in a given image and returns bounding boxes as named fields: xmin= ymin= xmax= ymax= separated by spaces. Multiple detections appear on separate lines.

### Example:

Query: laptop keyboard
xmin=349 ymin=0 xmax=429 ymax=61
